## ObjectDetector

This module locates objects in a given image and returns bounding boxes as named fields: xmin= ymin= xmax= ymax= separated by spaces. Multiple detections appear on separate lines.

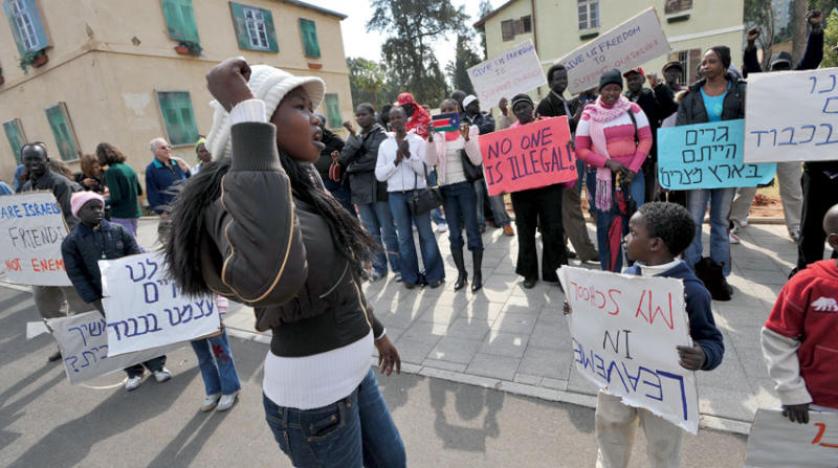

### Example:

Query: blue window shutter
xmin=161 ymin=0 xmax=199 ymax=43
xmin=324 ymin=94 xmax=341 ymax=128
xmin=263 ymin=8 xmax=278 ymax=53
xmin=22 ymin=0 xmax=48 ymax=50
xmin=3 ymin=0 xmax=48 ymax=54
xmin=299 ymin=19 xmax=320 ymax=58
xmin=158 ymin=92 xmax=199 ymax=146
xmin=229 ymin=2 xmax=252 ymax=50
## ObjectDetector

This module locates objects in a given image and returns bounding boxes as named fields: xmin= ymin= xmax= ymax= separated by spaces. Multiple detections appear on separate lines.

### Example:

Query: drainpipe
xmin=531 ymin=0 xmax=543 ymax=99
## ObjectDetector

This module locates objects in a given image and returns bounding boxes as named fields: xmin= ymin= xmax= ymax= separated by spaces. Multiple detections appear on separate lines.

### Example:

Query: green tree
xmin=367 ymin=0 xmax=467 ymax=105
xmin=823 ymin=9 xmax=838 ymax=67
xmin=445 ymin=34 xmax=482 ymax=94
xmin=744 ymin=0 xmax=776 ymax=68
xmin=347 ymin=57 xmax=386 ymax=107
xmin=477 ymin=0 xmax=493 ymax=59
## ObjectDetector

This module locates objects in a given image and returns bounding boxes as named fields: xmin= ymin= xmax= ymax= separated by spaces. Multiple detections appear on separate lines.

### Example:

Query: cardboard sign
xmin=479 ymin=117 xmax=577 ymax=196
xmin=51 ymin=311 xmax=178 ymax=384
xmin=559 ymin=266 xmax=699 ymax=434
xmin=467 ymin=39 xmax=547 ymax=111
xmin=557 ymin=8 xmax=671 ymax=95
xmin=745 ymin=68 xmax=838 ymax=163
xmin=100 ymin=252 xmax=220 ymax=356
xmin=745 ymin=409 xmax=838 ymax=467
xmin=658 ymin=120 xmax=777 ymax=189
xmin=0 ymin=191 xmax=71 ymax=286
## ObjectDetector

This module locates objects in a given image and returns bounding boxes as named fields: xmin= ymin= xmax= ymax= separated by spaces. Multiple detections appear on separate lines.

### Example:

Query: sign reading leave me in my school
xmin=478 ymin=116 xmax=578 ymax=196
xmin=745 ymin=408 xmax=838 ymax=468
xmin=100 ymin=252 xmax=220 ymax=356
xmin=558 ymin=266 xmax=699 ymax=434
xmin=0 ymin=191 xmax=71 ymax=286
xmin=745 ymin=67 xmax=838 ymax=163
xmin=657 ymin=119 xmax=777 ymax=190
xmin=467 ymin=39 xmax=547 ymax=111
xmin=556 ymin=8 xmax=671 ymax=95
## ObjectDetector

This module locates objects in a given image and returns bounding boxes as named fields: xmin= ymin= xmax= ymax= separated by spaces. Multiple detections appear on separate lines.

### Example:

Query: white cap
xmin=463 ymin=94 xmax=478 ymax=109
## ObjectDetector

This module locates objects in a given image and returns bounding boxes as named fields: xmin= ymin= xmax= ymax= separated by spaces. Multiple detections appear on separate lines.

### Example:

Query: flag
xmin=431 ymin=112 xmax=460 ymax=133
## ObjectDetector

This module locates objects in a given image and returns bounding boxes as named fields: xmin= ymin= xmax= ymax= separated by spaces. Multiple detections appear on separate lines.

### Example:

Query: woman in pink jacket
xmin=575 ymin=69 xmax=653 ymax=272
xmin=426 ymin=98 xmax=484 ymax=291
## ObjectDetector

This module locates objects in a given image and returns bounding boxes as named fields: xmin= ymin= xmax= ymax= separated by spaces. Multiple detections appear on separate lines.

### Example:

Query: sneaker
xmin=370 ymin=271 xmax=385 ymax=282
xmin=216 ymin=392 xmax=239 ymax=412
xmin=201 ymin=394 xmax=221 ymax=412
xmin=729 ymin=232 xmax=741 ymax=244
xmin=435 ymin=223 xmax=449 ymax=233
xmin=502 ymin=225 xmax=515 ymax=236
xmin=154 ymin=368 xmax=172 ymax=383
xmin=394 ymin=273 xmax=403 ymax=283
xmin=125 ymin=375 xmax=144 ymax=392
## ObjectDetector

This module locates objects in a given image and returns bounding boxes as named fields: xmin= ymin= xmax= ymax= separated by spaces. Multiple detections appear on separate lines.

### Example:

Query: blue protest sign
xmin=657 ymin=119 xmax=776 ymax=190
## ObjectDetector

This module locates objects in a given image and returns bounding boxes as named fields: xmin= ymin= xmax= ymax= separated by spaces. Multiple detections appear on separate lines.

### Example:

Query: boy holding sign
xmin=584 ymin=202 xmax=724 ymax=467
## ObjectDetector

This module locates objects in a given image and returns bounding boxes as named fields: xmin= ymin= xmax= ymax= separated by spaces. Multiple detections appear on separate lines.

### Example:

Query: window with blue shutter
xmin=44 ymin=103 xmax=80 ymax=162
xmin=2 ymin=0 xmax=49 ymax=55
xmin=324 ymin=94 xmax=341 ymax=129
xmin=3 ymin=119 xmax=27 ymax=164
xmin=161 ymin=0 xmax=200 ymax=44
xmin=156 ymin=91 xmax=199 ymax=147
xmin=229 ymin=2 xmax=278 ymax=53
xmin=299 ymin=18 xmax=320 ymax=58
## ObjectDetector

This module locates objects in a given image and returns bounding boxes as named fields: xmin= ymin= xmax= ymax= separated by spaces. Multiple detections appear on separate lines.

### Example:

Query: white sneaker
xmin=200 ymin=394 xmax=221 ymax=412
xmin=435 ymin=223 xmax=448 ymax=233
xmin=125 ymin=375 xmax=144 ymax=392
xmin=216 ymin=392 xmax=239 ymax=412
xmin=154 ymin=368 xmax=172 ymax=383
xmin=729 ymin=232 xmax=741 ymax=244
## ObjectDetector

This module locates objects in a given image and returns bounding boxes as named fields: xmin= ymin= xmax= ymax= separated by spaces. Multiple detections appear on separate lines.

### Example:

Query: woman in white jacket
xmin=426 ymin=98 xmax=484 ymax=291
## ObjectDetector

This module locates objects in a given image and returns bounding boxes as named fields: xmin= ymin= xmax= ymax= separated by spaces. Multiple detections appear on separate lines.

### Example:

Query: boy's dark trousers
xmin=797 ymin=167 xmax=838 ymax=270
xmin=511 ymin=184 xmax=568 ymax=281
xmin=125 ymin=356 xmax=167 ymax=378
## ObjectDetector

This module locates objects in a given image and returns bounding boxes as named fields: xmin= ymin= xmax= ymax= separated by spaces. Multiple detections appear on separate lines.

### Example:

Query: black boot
xmin=452 ymin=248 xmax=467 ymax=291
xmin=471 ymin=249 xmax=483 ymax=292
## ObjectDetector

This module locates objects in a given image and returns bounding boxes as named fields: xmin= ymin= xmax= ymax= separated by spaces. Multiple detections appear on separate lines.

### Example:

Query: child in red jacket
xmin=762 ymin=203 xmax=838 ymax=423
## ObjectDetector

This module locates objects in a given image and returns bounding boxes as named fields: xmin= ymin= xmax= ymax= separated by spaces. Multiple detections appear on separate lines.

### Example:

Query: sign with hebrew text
xmin=745 ymin=68 xmax=838 ymax=163
xmin=100 ymin=252 xmax=220 ymax=356
xmin=658 ymin=120 xmax=776 ymax=189
xmin=558 ymin=266 xmax=699 ymax=434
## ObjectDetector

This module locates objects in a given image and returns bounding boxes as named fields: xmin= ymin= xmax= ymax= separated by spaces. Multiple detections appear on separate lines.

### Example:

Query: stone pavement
xmin=134 ymin=217 xmax=796 ymax=434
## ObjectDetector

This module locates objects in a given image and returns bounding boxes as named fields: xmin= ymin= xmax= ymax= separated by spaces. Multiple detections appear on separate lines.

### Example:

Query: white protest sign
xmin=745 ymin=408 xmax=838 ymax=467
xmin=559 ymin=266 xmax=699 ymax=434
xmin=745 ymin=68 xmax=838 ymax=163
xmin=51 ymin=311 xmax=179 ymax=384
xmin=557 ymin=8 xmax=671 ymax=95
xmin=0 ymin=192 xmax=71 ymax=286
xmin=467 ymin=39 xmax=547 ymax=110
xmin=100 ymin=252 xmax=220 ymax=356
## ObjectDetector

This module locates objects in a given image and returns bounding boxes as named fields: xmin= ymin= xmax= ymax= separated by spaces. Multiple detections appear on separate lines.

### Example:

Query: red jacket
xmin=396 ymin=92 xmax=430 ymax=140
xmin=765 ymin=260 xmax=838 ymax=407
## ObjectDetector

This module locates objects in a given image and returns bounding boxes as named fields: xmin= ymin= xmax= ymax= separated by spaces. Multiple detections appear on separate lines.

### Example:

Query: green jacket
xmin=104 ymin=162 xmax=142 ymax=219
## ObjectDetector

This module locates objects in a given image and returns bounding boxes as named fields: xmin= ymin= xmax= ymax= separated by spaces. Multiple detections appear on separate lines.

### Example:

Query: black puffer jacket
xmin=676 ymin=73 xmax=746 ymax=125
xmin=339 ymin=124 xmax=388 ymax=205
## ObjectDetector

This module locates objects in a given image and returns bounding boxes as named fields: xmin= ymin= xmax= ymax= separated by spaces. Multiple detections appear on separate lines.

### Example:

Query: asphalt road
xmin=0 ymin=286 xmax=748 ymax=467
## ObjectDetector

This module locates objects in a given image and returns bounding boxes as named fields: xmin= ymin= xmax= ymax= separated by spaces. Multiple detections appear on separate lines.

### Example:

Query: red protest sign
xmin=479 ymin=116 xmax=577 ymax=196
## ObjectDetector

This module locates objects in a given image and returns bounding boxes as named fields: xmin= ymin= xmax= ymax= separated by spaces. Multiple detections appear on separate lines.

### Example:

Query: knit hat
xmin=463 ymin=94 xmax=478 ymax=109
xmin=205 ymin=65 xmax=325 ymax=160
xmin=194 ymin=137 xmax=206 ymax=153
xmin=599 ymin=69 xmax=623 ymax=90
xmin=510 ymin=93 xmax=533 ymax=110
xmin=662 ymin=61 xmax=683 ymax=73
xmin=71 ymin=191 xmax=104 ymax=217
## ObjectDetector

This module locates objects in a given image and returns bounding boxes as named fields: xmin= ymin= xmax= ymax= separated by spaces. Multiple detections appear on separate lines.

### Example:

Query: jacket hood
xmin=625 ymin=260 xmax=703 ymax=285
xmin=396 ymin=92 xmax=418 ymax=107
xmin=810 ymin=260 xmax=838 ymax=282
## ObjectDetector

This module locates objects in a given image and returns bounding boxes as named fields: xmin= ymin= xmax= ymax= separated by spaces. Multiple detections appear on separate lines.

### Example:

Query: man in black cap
xmin=623 ymin=67 xmax=667 ymax=204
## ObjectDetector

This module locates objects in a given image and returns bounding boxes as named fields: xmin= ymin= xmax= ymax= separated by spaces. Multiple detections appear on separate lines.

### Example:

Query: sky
xmin=304 ymin=0 xmax=503 ymax=67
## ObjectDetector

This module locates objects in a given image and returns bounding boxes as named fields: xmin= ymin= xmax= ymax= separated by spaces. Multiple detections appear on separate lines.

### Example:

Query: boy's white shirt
xmin=760 ymin=327 xmax=812 ymax=405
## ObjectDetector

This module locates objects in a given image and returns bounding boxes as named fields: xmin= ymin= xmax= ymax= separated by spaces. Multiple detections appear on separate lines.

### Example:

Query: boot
xmin=471 ymin=249 xmax=483 ymax=292
xmin=452 ymin=247 xmax=468 ymax=291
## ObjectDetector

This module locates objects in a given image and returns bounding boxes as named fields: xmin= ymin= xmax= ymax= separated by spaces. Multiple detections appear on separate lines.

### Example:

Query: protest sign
xmin=745 ymin=68 xmax=838 ymax=163
xmin=556 ymin=8 xmax=671 ymax=95
xmin=657 ymin=120 xmax=777 ymax=190
xmin=745 ymin=408 xmax=838 ymax=468
xmin=100 ymin=252 xmax=220 ymax=356
xmin=467 ymin=39 xmax=547 ymax=111
xmin=558 ymin=266 xmax=699 ymax=434
xmin=51 ymin=311 xmax=179 ymax=384
xmin=478 ymin=117 xmax=577 ymax=196
xmin=0 ymin=191 xmax=71 ymax=286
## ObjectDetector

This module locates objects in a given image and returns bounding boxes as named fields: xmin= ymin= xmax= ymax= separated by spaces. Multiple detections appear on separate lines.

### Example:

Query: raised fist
xmin=206 ymin=57 xmax=254 ymax=112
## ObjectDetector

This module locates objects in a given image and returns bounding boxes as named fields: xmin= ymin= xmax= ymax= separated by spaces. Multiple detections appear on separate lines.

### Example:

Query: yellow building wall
xmin=0 ymin=0 xmax=352 ymax=185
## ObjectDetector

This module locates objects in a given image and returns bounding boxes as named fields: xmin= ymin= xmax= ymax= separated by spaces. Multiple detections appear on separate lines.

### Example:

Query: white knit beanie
xmin=205 ymin=64 xmax=325 ymax=160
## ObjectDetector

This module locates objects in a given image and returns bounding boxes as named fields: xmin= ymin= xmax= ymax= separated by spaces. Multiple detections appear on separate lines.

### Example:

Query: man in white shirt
xmin=375 ymin=107 xmax=445 ymax=289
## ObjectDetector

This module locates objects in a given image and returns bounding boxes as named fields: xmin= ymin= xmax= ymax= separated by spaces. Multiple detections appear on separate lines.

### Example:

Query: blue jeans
xmin=686 ymin=188 xmax=735 ymax=276
xmin=426 ymin=169 xmax=447 ymax=226
xmin=190 ymin=330 xmax=241 ymax=396
xmin=324 ymin=178 xmax=357 ymax=218
xmin=263 ymin=369 xmax=406 ymax=468
xmin=357 ymin=201 xmax=400 ymax=276
xmin=587 ymin=169 xmax=646 ymax=272
xmin=388 ymin=191 xmax=445 ymax=285
xmin=474 ymin=179 xmax=511 ymax=228
xmin=441 ymin=182 xmax=483 ymax=251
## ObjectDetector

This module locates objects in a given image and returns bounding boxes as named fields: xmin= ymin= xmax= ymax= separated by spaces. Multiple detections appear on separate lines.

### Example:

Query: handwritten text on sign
xmin=467 ymin=39 xmax=547 ymax=111
xmin=745 ymin=68 xmax=838 ymax=163
xmin=657 ymin=120 xmax=776 ymax=190
xmin=557 ymin=8 xmax=671 ymax=95
xmin=51 ymin=311 xmax=179 ymax=384
xmin=744 ymin=409 xmax=838 ymax=468
xmin=558 ymin=267 xmax=699 ymax=434
xmin=0 ymin=191 xmax=71 ymax=286
xmin=478 ymin=117 xmax=577 ymax=196
xmin=100 ymin=252 xmax=219 ymax=356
